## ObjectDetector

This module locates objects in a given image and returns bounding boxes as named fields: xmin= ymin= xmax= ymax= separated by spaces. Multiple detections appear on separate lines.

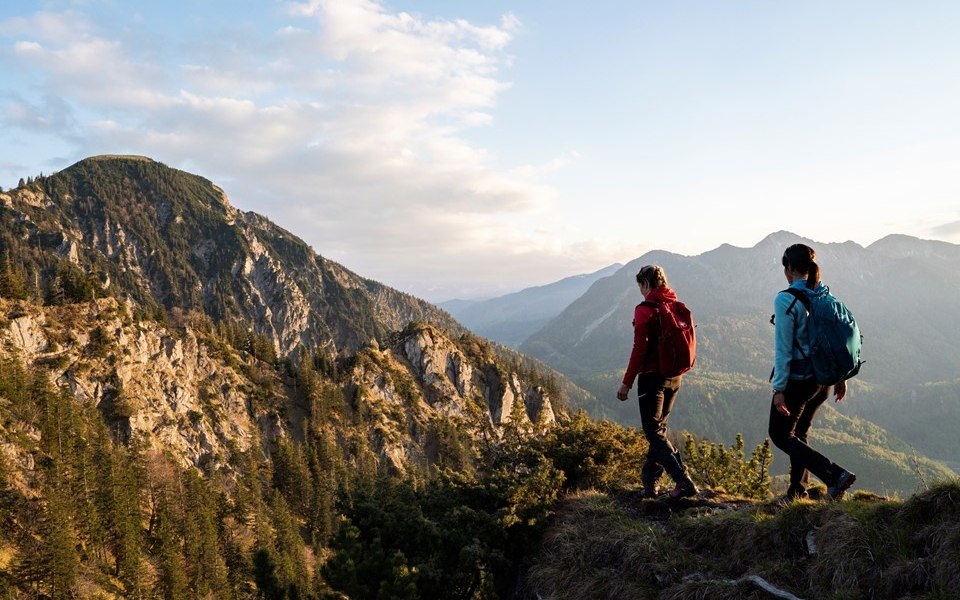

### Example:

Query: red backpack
xmin=641 ymin=300 xmax=697 ymax=377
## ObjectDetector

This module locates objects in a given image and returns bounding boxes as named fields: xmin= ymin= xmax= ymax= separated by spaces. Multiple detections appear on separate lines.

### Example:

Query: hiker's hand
xmin=773 ymin=392 xmax=790 ymax=416
xmin=617 ymin=384 xmax=630 ymax=401
xmin=834 ymin=380 xmax=847 ymax=402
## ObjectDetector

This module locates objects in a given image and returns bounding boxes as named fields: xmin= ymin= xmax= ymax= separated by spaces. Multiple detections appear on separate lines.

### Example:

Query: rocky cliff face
xmin=2 ymin=299 xmax=265 ymax=472
xmin=335 ymin=322 xmax=556 ymax=475
xmin=0 ymin=299 xmax=554 ymax=479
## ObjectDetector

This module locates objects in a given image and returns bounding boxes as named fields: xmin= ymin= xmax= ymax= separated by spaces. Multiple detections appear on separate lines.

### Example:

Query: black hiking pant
xmin=768 ymin=378 xmax=840 ymax=489
xmin=637 ymin=373 xmax=684 ymax=484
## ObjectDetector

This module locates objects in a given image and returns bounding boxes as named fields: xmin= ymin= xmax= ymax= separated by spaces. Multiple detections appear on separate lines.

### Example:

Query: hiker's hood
xmin=647 ymin=286 xmax=678 ymax=303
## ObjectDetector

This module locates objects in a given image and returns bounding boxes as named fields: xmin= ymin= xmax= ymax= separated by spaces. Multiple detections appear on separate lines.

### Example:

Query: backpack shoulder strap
xmin=782 ymin=287 xmax=811 ymax=312
xmin=770 ymin=289 xmax=805 ymax=325
xmin=780 ymin=287 xmax=810 ymax=359
xmin=639 ymin=300 xmax=661 ymax=330
xmin=638 ymin=301 xmax=661 ymax=364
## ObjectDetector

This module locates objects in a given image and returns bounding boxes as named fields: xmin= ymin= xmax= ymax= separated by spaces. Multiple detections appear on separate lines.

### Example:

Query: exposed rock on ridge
xmin=1 ymin=300 xmax=554 ymax=478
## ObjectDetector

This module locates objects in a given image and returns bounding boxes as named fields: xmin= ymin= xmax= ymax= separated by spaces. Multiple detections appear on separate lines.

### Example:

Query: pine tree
xmin=153 ymin=485 xmax=189 ymax=600
xmin=44 ymin=271 xmax=65 ymax=306
xmin=182 ymin=470 xmax=229 ymax=596
xmin=271 ymin=438 xmax=312 ymax=518
xmin=96 ymin=444 xmax=145 ymax=597
xmin=377 ymin=551 xmax=419 ymax=600
xmin=306 ymin=432 xmax=338 ymax=547
xmin=268 ymin=490 xmax=310 ymax=596
xmin=15 ymin=385 xmax=82 ymax=600
xmin=0 ymin=251 xmax=28 ymax=299
xmin=252 ymin=548 xmax=285 ymax=600
xmin=15 ymin=486 xmax=81 ymax=598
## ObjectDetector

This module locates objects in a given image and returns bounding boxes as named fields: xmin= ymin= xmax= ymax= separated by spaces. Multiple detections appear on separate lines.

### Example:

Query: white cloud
xmin=0 ymin=1 xmax=591 ymax=300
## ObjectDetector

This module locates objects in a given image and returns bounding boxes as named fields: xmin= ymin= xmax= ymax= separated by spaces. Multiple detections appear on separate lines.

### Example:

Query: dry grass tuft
xmin=522 ymin=490 xmax=686 ymax=600
xmin=660 ymin=577 xmax=784 ymax=600
xmin=807 ymin=508 xmax=879 ymax=596
xmin=898 ymin=480 xmax=960 ymax=523
xmin=916 ymin=520 xmax=960 ymax=594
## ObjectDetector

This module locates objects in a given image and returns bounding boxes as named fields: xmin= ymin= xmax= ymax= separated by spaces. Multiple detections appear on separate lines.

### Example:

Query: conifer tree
xmin=15 ymin=486 xmax=81 ymax=598
xmin=44 ymin=271 xmax=65 ymax=306
xmin=306 ymin=432 xmax=338 ymax=547
xmin=378 ymin=551 xmax=419 ymax=600
xmin=271 ymin=438 xmax=312 ymax=518
xmin=252 ymin=548 xmax=285 ymax=600
xmin=182 ymin=470 xmax=229 ymax=596
xmin=0 ymin=251 xmax=28 ymax=299
xmin=67 ymin=405 xmax=109 ymax=559
xmin=268 ymin=490 xmax=310 ymax=596
xmin=96 ymin=444 xmax=146 ymax=597
xmin=153 ymin=483 xmax=190 ymax=600
xmin=0 ymin=356 xmax=31 ymax=422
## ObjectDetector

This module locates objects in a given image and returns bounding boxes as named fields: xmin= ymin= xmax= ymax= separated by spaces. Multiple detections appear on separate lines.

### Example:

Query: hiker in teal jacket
xmin=769 ymin=244 xmax=856 ymax=501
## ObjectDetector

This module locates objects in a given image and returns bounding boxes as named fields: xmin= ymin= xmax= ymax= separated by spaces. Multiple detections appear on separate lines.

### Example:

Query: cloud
xmin=0 ymin=1 xmax=587 ymax=299
xmin=3 ymin=93 xmax=76 ymax=133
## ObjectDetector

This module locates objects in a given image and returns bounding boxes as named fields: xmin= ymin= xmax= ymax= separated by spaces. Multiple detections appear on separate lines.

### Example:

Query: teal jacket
xmin=771 ymin=279 xmax=828 ymax=392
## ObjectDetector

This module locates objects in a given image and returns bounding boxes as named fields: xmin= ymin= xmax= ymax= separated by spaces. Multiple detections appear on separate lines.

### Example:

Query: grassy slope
xmin=523 ymin=480 xmax=960 ymax=600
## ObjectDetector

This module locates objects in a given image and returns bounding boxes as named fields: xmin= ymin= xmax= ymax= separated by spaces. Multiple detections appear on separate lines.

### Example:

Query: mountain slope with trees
xmin=0 ymin=155 xmax=464 ymax=356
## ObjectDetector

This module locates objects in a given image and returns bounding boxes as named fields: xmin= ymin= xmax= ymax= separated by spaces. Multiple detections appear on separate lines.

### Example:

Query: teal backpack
xmin=783 ymin=287 xmax=864 ymax=385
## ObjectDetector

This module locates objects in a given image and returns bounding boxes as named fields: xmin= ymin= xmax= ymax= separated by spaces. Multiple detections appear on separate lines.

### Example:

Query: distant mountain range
xmin=523 ymin=231 xmax=960 ymax=386
xmin=438 ymin=263 xmax=622 ymax=348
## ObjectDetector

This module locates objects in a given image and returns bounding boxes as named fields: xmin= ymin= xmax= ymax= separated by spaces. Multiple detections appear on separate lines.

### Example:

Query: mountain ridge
xmin=2 ymin=155 xmax=467 ymax=357
xmin=439 ymin=263 xmax=622 ymax=348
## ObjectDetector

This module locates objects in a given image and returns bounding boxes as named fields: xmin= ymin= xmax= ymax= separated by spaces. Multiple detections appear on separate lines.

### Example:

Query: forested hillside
xmin=0 ymin=294 xmax=599 ymax=598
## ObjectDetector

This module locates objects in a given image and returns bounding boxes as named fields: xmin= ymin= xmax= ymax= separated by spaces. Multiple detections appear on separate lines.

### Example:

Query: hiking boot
xmin=668 ymin=479 xmax=698 ymax=499
xmin=641 ymin=461 xmax=664 ymax=499
xmin=827 ymin=470 xmax=857 ymax=500
xmin=785 ymin=485 xmax=808 ymax=501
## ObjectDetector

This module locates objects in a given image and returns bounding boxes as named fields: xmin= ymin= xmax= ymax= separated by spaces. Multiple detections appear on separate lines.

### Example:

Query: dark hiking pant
xmin=637 ymin=373 xmax=686 ymax=485
xmin=768 ymin=378 xmax=841 ymax=489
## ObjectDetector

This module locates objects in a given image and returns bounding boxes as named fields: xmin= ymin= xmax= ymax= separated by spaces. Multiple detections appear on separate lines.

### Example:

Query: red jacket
xmin=622 ymin=286 xmax=679 ymax=386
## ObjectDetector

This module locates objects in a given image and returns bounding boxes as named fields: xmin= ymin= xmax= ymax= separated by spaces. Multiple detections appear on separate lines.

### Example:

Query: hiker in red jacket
xmin=616 ymin=265 xmax=698 ymax=499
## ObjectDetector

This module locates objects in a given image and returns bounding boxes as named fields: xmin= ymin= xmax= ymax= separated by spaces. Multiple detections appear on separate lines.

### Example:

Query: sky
xmin=2 ymin=1 xmax=960 ymax=302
